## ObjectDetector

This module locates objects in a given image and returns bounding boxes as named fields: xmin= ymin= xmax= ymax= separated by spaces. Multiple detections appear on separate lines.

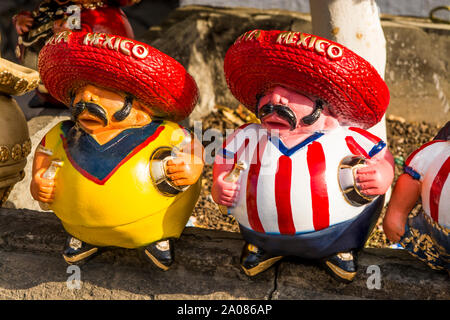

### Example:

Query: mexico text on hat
xmin=46 ymin=31 xmax=149 ymax=60
xmin=236 ymin=30 xmax=343 ymax=61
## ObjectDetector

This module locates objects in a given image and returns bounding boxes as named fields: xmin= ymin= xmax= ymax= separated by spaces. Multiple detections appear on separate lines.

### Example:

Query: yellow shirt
xmin=40 ymin=120 xmax=201 ymax=248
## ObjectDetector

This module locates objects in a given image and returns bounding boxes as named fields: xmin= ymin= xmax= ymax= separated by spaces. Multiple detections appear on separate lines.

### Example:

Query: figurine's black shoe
xmin=62 ymin=236 xmax=100 ymax=265
xmin=322 ymin=251 xmax=357 ymax=283
xmin=143 ymin=239 xmax=174 ymax=271
xmin=240 ymin=243 xmax=283 ymax=276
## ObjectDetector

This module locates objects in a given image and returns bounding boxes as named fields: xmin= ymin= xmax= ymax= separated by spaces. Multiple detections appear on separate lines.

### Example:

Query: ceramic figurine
xmin=212 ymin=30 xmax=394 ymax=282
xmin=30 ymin=31 xmax=204 ymax=270
xmin=384 ymin=121 xmax=449 ymax=272
xmin=13 ymin=0 xmax=138 ymax=108
xmin=0 ymin=57 xmax=40 ymax=206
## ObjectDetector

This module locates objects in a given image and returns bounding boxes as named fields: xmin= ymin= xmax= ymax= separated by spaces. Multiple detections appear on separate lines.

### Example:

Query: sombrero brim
xmin=224 ymin=30 xmax=390 ymax=129
xmin=38 ymin=31 xmax=198 ymax=122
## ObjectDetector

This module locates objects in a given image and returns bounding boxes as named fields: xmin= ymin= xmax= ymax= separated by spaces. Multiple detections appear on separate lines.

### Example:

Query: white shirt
xmin=220 ymin=123 xmax=386 ymax=234
xmin=405 ymin=140 xmax=450 ymax=228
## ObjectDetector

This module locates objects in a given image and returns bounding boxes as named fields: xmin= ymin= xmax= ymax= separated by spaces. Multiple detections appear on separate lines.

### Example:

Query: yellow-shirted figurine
xmin=30 ymin=31 xmax=204 ymax=270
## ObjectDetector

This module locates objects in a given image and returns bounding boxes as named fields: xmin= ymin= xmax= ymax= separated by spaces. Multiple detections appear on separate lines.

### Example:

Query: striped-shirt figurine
xmin=212 ymin=30 xmax=394 ymax=283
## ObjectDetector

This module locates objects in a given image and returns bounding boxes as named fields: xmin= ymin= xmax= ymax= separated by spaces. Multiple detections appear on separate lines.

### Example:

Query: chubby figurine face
xmin=257 ymin=86 xmax=339 ymax=136
xmin=71 ymin=84 xmax=152 ymax=140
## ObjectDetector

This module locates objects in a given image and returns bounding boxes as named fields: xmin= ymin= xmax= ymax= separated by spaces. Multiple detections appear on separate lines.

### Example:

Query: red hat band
xmin=38 ymin=31 xmax=198 ymax=122
xmin=224 ymin=30 xmax=390 ymax=129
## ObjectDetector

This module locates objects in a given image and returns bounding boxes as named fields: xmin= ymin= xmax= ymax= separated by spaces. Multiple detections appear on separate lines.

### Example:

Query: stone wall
xmin=0 ymin=207 xmax=448 ymax=299
xmin=180 ymin=0 xmax=449 ymax=18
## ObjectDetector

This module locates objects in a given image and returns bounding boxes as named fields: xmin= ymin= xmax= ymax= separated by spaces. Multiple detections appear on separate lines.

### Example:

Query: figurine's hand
xmin=165 ymin=151 xmax=203 ymax=187
xmin=30 ymin=167 xmax=56 ymax=203
xmin=52 ymin=19 xmax=70 ymax=34
xmin=355 ymin=158 xmax=393 ymax=196
xmin=383 ymin=173 xmax=421 ymax=243
xmin=211 ymin=171 xmax=240 ymax=207
xmin=14 ymin=13 xmax=33 ymax=35
xmin=383 ymin=210 xmax=407 ymax=243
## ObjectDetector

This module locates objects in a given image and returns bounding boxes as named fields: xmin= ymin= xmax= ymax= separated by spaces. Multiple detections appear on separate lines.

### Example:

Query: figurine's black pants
xmin=239 ymin=195 xmax=385 ymax=260
xmin=399 ymin=211 xmax=450 ymax=271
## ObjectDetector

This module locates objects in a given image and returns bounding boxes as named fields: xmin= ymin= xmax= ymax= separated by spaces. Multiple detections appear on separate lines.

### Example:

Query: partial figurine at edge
xmin=13 ymin=0 xmax=138 ymax=62
xmin=384 ymin=121 xmax=449 ymax=273
xmin=30 ymin=30 xmax=204 ymax=270
xmin=212 ymin=30 xmax=394 ymax=283
xmin=13 ymin=0 xmax=139 ymax=108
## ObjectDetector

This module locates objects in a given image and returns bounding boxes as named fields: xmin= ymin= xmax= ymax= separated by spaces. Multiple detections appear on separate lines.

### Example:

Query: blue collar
xmin=268 ymin=131 xmax=324 ymax=156
xmin=60 ymin=120 xmax=163 ymax=183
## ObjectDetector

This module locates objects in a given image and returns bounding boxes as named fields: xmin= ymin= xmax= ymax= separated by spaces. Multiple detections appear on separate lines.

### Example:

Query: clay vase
xmin=0 ymin=58 xmax=40 ymax=206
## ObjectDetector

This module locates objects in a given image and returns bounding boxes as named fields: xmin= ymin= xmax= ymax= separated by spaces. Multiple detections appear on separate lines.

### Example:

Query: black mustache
xmin=71 ymin=101 xmax=108 ymax=126
xmin=257 ymin=103 xmax=297 ymax=130
xmin=301 ymin=99 xmax=324 ymax=126
xmin=113 ymin=95 xmax=133 ymax=121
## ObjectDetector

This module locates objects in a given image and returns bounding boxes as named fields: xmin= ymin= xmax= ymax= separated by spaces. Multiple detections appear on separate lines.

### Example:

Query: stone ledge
xmin=0 ymin=207 xmax=448 ymax=300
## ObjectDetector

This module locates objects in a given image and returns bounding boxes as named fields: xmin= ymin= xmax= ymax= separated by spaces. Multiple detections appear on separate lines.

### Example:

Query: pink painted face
xmin=257 ymin=86 xmax=339 ymax=136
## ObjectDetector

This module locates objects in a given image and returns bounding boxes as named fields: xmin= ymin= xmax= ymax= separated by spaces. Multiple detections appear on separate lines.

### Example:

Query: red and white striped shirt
xmin=221 ymin=124 xmax=386 ymax=235
xmin=404 ymin=140 xmax=450 ymax=228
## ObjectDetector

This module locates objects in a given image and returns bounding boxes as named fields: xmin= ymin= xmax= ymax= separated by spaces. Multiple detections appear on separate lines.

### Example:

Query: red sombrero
xmin=38 ymin=31 xmax=198 ymax=122
xmin=224 ymin=30 xmax=390 ymax=129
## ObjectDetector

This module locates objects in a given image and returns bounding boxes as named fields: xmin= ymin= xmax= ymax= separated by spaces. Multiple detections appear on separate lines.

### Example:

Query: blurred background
xmin=1 ymin=0 xmax=449 ymax=60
